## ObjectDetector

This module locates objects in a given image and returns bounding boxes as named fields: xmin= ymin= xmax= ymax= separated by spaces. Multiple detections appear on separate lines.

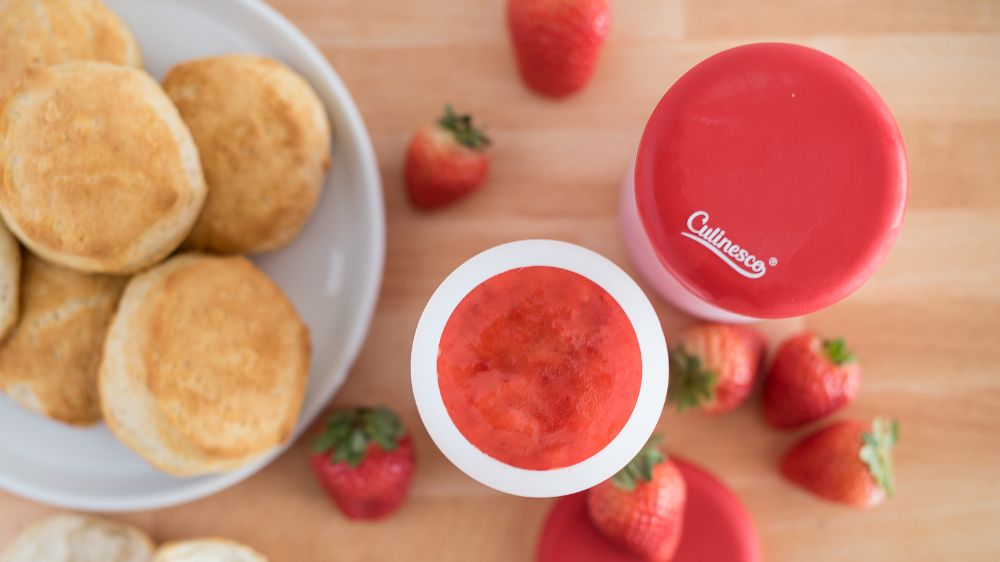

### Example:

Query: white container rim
xmin=411 ymin=240 xmax=669 ymax=498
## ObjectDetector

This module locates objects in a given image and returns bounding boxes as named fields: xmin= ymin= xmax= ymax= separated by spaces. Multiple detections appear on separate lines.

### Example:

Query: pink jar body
xmin=619 ymin=162 xmax=756 ymax=323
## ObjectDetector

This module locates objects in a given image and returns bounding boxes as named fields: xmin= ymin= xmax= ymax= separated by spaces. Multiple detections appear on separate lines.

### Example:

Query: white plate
xmin=0 ymin=0 xmax=384 ymax=511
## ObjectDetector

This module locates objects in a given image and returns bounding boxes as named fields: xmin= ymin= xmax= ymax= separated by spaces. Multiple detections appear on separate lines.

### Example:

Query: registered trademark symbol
xmin=768 ymin=257 xmax=778 ymax=267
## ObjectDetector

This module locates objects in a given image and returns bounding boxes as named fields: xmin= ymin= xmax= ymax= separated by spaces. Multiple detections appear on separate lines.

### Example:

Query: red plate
xmin=537 ymin=457 xmax=761 ymax=562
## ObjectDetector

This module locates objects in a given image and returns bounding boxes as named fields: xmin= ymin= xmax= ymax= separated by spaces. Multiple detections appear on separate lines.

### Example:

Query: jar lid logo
xmin=681 ymin=211 xmax=773 ymax=280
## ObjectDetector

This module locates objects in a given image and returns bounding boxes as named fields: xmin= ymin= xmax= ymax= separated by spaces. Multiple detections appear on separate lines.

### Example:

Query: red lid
xmin=536 ymin=457 xmax=761 ymax=562
xmin=635 ymin=43 xmax=907 ymax=318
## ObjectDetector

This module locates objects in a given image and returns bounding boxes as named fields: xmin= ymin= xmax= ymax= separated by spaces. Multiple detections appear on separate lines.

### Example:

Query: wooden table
xmin=2 ymin=0 xmax=998 ymax=560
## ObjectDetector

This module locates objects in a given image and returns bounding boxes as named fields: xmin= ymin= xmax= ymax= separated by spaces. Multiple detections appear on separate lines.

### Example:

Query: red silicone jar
xmin=620 ymin=43 xmax=908 ymax=321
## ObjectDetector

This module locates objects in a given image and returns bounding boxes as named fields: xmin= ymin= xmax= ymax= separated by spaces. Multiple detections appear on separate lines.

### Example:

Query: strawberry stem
xmin=822 ymin=338 xmax=856 ymax=365
xmin=611 ymin=436 xmax=665 ymax=492
xmin=439 ymin=104 xmax=491 ymax=151
xmin=313 ymin=407 xmax=405 ymax=468
xmin=667 ymin=346 xmax=717 ymax=411
xmin=858 ymin=418 xmax=899 ymax=497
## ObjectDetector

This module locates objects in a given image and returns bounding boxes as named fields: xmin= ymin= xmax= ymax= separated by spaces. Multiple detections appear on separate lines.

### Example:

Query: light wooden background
xmin=1 ymin=0 xmax=999 ymax=560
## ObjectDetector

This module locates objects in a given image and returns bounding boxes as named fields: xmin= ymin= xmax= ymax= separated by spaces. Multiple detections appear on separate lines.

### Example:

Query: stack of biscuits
xmin=0 ymin=0 xmax=333 ymax=476
xmin=0 ymin=513 xmax=270 ymax=562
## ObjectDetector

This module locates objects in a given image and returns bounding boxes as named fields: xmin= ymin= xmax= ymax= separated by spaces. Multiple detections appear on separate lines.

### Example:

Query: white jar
xmin=411 ymin=240 xmax=668 ymax=497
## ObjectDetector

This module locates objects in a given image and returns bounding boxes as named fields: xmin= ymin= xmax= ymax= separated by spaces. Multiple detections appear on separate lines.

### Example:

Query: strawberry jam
xmin=437 ymin=266 xmax=641 ymax=470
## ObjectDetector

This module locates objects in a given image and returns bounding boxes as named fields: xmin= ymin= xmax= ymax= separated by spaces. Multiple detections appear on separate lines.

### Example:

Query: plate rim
xmin=0 ymin=0 xmax=386 ymax=512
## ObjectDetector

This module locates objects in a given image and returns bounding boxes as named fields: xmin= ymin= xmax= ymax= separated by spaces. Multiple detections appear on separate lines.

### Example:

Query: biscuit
xmin=0 ymin=253 xmax=125 ymax=425
xmin=153 ymin=538 xmax=268 ymax=562
xmin=0 ymin=220 xmax=19 ymax=341
xmin=0 ymin=62 xmax=207 ymax=274
xmin=163 ymin=55 xmax=331 ymax=254
xmin=0 ymin=0 xmax=141 ymax=97
xmin=0 ymin=513 xmax=153 ymax=562
xmin=100 ymin=253 xmax=310 ymax=476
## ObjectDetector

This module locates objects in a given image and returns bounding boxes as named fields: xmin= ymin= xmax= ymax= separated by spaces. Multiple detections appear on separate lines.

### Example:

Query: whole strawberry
xmin=782 ymin=418 xmax=899 ymax=509
xmin=310 ymin=406 xmax=415 ymax=520
xmin=507 ymin=0 xmax=611 ymax=98
xmin=762 ymin=333 xmax=861 ymax=429
xmin=405 ymin=105 xmax=490 ymax=210
xmin=668 ymin=323 xmax=766 ymax=414
xmin=587 ymin=438 xmax=686 ymax=561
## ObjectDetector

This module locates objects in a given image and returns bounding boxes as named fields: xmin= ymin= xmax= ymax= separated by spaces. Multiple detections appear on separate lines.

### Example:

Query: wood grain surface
xmin=1 ymin=0 xmax=998 ymax=560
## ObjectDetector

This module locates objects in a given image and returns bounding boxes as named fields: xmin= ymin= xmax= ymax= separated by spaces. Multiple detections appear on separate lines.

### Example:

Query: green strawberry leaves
xmin=822 ymin=338 xmax=857 ymax=365
xmin=859 ymin=417 xmax=899 ymax=497
xmin=612 ymin=436 xmax=665 ymax=492
xmin=667 ymin=346 xmax=718 ymax=411
xmin=439 ymin=104 xmax=491 ymax=151
xmin=313 ymin=407 xmax=406 ymax=468
xmin=366 ymin=407 xmax=404 ymax=451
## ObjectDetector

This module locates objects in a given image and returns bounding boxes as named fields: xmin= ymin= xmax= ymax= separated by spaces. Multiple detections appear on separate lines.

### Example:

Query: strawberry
xmin=781 ymin=418 xmax=899 ymax=508
xmin=506 ymin=0 xmax=611 ymax=98
xmin=310 ymin=406 xmax=415 ymax=520
xmin=668 ymin=323 xmax=767 ymax=414
xmin=404 ymin=105 xmax=491 ymax=210
xmin=587 ymin=438 xmax=686 ymax=562
xmin=762 ymin=332 xmax=861 ymax=429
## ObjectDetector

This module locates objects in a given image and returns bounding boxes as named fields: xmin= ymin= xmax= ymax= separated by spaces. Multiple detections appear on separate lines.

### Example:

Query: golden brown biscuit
xmin=153 ymin=538 xmax=269 ymax=562
xmin=0 ymin=513 xmax=153 ymax=562
xmin=100 ymin=253 xmax=311 ymax=476
xmin=0 ymin=0 xmax=141 ymax=98
xmin=163 ymin=55 xmax=331 ymax=254
xmin=0 ymin=254 xmax=124 ymax=425
xmin=0 ymin=219 xmax=20 ymax=341
xmin=0 ymin=62 xmax=207 ymax=274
